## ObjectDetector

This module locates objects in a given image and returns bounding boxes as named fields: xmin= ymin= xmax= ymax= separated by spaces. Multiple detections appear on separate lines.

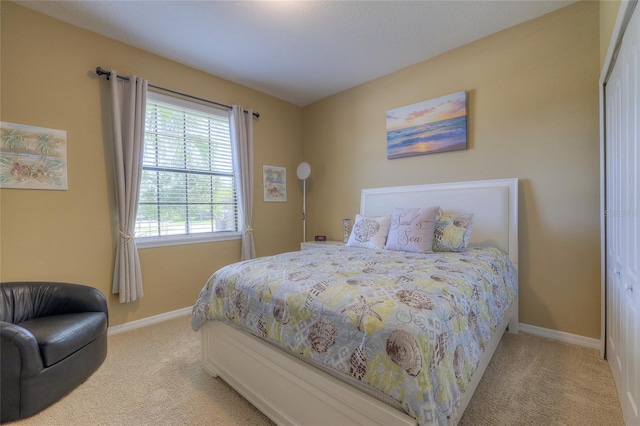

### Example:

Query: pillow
xmin=384 ymin=206 xmax=439 ymax=253
xmin=432 ymin=209 xmax=474 ymax=252
xmin=346 ymin=214 xmax=391 ymax=250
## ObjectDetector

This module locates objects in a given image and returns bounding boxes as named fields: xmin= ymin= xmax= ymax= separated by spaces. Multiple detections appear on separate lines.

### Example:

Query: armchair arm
xmin=1 ymin=282 xmax=108 ymax=324
xmin=1 ymin=321 xmax=44 ymax=378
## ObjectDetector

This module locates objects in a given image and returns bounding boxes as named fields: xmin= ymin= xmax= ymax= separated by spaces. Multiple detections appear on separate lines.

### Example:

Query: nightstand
xmin=300 ymin=241 xmax=345 ymax=251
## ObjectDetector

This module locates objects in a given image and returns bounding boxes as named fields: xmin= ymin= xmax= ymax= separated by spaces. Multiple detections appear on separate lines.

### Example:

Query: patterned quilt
xmin=192 ymin=246 xmax=517 ymax=425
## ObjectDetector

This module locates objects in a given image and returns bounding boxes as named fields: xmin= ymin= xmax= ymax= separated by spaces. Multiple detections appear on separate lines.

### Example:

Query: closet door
xmin=605 ymin=4 xmax=639 ymax=425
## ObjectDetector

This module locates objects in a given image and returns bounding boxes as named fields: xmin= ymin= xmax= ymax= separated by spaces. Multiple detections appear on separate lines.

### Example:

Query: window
xmin=135 ymin=91 xmax=239 ymax=247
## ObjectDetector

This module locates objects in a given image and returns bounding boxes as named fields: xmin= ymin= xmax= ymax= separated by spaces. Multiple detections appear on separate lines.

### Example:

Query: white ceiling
xmin=17 ymin=0 xmax=576 ymax=107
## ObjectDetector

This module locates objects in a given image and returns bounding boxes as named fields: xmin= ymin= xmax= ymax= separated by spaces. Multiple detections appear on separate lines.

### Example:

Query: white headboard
xmin=360 ymin=178 xmax=518 ymax=268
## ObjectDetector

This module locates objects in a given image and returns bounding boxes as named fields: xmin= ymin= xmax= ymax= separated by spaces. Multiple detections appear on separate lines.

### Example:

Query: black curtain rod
xmin=95 ymin=67 xmax=260 ymax=119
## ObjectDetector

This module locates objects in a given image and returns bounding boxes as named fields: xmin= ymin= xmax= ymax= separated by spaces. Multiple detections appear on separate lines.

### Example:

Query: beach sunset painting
xmin=386 ymin=91 xmax=467 ymax=159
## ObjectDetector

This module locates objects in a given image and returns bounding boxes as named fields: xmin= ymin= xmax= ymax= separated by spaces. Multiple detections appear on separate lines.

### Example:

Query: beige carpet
xmin=13 ymin=315 xmax=624 ymax=426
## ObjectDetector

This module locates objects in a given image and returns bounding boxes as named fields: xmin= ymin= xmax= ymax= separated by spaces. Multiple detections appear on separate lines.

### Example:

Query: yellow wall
xmin=0 ymin=1 xmax=614 ymax=339
xmin=599 ymin=0 xmax=622 ymax=68
xmin=302 ymin=1 xmax=602 ymax=338
xmin=0 ymin=1 xmax=303 ymax=326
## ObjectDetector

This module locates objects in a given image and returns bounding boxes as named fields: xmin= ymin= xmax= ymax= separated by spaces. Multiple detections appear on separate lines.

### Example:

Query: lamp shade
xmin=296 ymin=162 xmax=311 ymax=180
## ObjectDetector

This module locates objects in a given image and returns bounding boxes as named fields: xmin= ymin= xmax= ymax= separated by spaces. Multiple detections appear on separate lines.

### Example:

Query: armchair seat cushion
xmin=18 ymin=312 xmax=108 ymax=367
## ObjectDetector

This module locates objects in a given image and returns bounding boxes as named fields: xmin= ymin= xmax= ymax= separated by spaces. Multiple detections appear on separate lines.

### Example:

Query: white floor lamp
xmin=296 ymin=162 xmax=311 ymax=242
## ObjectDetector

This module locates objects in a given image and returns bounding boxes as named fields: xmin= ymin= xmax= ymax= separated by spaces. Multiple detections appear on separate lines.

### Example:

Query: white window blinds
xmin=135 ymin=91 xmax=238 ymax=241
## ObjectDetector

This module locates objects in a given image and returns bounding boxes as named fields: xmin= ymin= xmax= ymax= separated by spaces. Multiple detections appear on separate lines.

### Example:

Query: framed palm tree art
xmin=0 ymin=122 xmax=68 ymax=190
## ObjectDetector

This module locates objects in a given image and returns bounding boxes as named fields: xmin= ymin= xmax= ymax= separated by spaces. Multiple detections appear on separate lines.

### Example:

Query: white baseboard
xmin=518 ymin=322 xmax=601 ymax=350
xmin=106 ymin=310 xmax=602 ymax=351
xmin=107 ymin=306 xmax=192 ymax=336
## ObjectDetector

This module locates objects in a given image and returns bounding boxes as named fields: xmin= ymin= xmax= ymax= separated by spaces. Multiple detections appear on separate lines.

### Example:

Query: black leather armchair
xmin=1 ymin=282 xmax=108 ymax=423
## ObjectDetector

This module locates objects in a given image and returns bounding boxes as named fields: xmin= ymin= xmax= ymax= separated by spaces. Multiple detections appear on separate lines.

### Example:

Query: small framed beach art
xmin=263 ymin=165 xmax=287 ymax=202
xmin=0 ymin=121 xmax=68 ymax=190
xmin=386 ymin=91 xmax=468 ymax=159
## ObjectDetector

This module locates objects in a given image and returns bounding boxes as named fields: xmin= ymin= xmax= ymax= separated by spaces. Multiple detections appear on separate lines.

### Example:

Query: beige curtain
xmin=110 ymin=69 xmax=148 ymax=303
xmin=230 ymin=106 xmax=256 ymax=260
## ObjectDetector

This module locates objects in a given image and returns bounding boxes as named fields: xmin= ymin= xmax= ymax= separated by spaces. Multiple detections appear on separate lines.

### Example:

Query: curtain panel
xmin=230 ymin=106 xmax=256 ymax=260
xmin=110 ymin=69 xmax=148 ymax=303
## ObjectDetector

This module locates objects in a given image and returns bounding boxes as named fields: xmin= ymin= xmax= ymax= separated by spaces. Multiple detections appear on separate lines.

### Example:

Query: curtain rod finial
xmin=96 ymin=66 xmax=110 ymax=79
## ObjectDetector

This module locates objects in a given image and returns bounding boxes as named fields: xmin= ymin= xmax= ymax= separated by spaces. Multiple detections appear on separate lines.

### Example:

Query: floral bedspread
xmin=192 ymin=246 xmax=517 ymax=425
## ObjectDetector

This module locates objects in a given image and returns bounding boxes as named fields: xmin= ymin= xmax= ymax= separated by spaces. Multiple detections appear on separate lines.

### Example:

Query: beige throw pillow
xmin=384 ymin=206 xmax=439 ymax=253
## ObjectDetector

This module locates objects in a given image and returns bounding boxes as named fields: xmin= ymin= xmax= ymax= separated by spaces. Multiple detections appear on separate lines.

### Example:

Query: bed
xmin=192 ymin=178 xmax=518 ymax=425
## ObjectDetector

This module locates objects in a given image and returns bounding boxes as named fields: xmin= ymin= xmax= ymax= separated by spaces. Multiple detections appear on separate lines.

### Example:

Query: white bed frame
xmin=200 ymin=178 xmax=519 ymax=425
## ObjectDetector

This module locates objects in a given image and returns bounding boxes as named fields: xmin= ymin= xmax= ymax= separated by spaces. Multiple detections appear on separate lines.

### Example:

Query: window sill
xmin=135 ymin=232 xmax=242 ymax=249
